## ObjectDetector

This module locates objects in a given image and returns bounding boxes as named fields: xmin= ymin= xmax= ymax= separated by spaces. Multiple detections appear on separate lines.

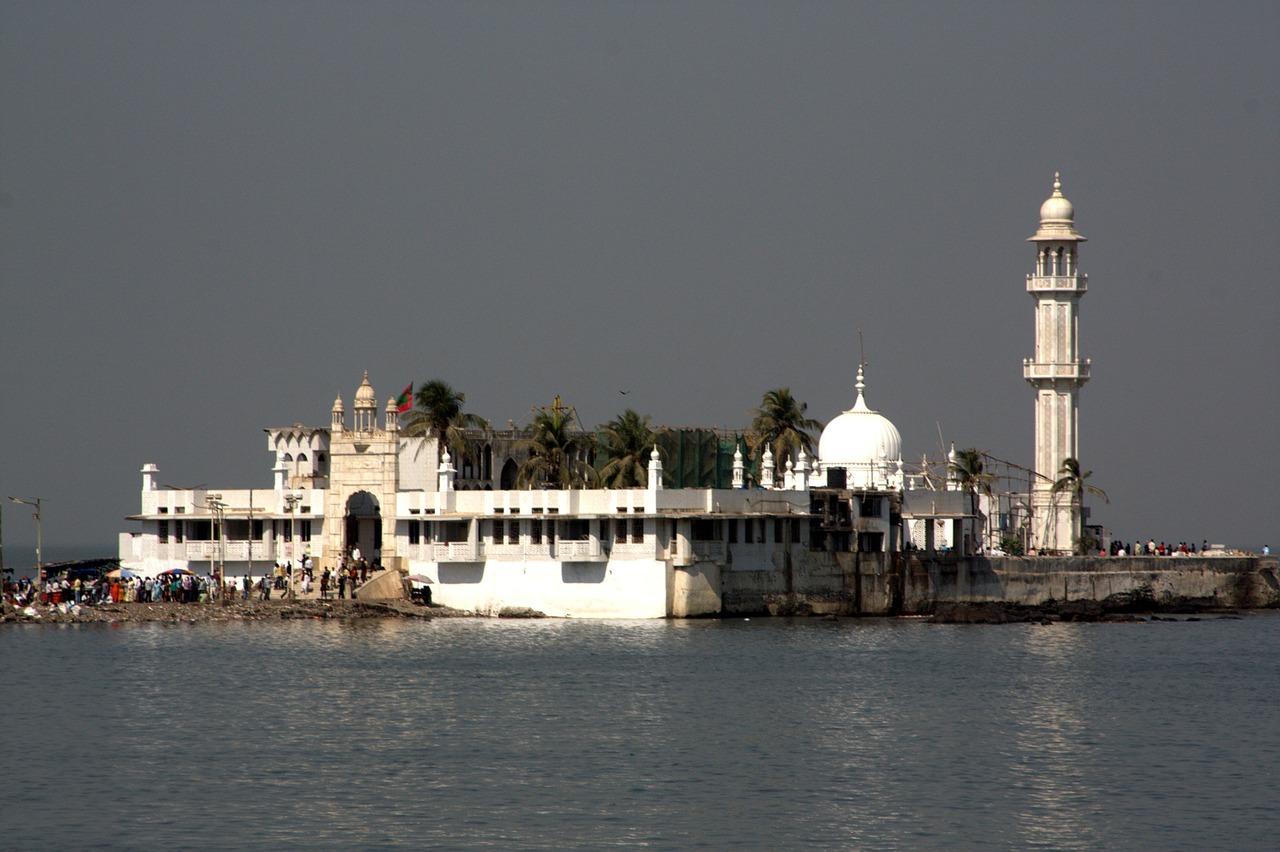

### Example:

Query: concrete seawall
xmin=900 ymin=554 xmax=1280 ymax=613
xmin=719 ymin=553 xmax=1280 ymax=616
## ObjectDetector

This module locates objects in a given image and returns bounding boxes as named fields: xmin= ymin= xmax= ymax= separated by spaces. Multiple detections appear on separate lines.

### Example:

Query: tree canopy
xmin=400 ymin=379 xmax=489 ymax=465
xmin=750 ymin=388 xmax=822 ymax=464
xmin=596 ymin=409 xmax=662 ymax=488
xmin=1051 ymin=457 xmax=1109 ymax=504
xmin=517 ymin=405 xmax=596 ymax=489
xmin=949 ymin=447 xmax=995 ymax=496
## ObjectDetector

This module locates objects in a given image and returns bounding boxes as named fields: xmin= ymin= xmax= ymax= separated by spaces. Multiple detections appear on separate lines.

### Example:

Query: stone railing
xmin=433 ymin=542 xmax=481 ymax=562
xmin=555 ymin=540 xmax=606 ymax=561
xmin=1022 ymin=360 xmax=1091 ymax=382
xmin=609 ymin=542 xmax=654 ymax=560
xmin=1026 ymin=274 xmax=1087 ymax=293
xmin=177 ymin=541 xmax=277 ymax=562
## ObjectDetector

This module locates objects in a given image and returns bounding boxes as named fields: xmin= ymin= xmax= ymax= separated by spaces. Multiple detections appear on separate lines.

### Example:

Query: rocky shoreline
xmin=929 ymin=596 xmax=1246 ymax=624
xmin=0 ymin=598 xmax=490 ymax=625
xmin=3 ymin=593 xmax=1254 ymax=626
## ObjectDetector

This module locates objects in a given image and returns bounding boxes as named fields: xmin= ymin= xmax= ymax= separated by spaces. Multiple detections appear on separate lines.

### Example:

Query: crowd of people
xmin=1109 ymin=539 xmax=1213 ymax=557
xmin=317 ymin=554 xmax=381 ymax=601
xmin=2 ymin=549 xmax=392 ymax=608
xmin=4 ymin=571 xmax=219 ymax=607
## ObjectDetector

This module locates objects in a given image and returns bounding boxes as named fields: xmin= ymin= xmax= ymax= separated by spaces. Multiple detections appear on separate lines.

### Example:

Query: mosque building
xmin=118 ymin=175 xmax=1092 ymax=615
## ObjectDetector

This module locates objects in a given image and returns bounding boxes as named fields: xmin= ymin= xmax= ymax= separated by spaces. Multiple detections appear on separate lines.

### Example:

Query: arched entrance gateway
xmin=344 ymin=491 xmax=381 ymax=562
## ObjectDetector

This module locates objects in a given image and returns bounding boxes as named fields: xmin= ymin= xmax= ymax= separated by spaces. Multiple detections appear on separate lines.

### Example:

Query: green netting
xmin=592 ymin=427 xmax=758 ymax=489
xmin=656 ymin=429 xmax=748 ymax=489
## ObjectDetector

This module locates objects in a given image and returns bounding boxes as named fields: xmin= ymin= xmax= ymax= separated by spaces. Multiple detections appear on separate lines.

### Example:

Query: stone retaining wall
xmin=718 ymin=552 xmax=1279 ymax=616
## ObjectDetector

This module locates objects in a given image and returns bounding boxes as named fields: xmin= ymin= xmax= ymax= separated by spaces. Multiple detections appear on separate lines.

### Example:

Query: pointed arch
xmin=500 ymin=458 xmax=519 ymax=490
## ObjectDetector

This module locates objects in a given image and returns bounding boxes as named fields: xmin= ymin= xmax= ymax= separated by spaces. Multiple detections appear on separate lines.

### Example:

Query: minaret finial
xmin=1053 ymin=172 xmax=1062 ymax=193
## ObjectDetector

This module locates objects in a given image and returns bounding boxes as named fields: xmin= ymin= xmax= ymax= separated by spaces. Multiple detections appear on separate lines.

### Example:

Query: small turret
xmin=438 ymin=447 xmax=456 ymax=493
xmin=647 ymin=445 xmax=663 ymax=492
xmin=331 ymin=394 xmax=345 ymax=433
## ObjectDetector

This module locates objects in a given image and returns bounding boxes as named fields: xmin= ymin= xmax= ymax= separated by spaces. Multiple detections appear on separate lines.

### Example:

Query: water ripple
xmin=3 ymin=614 xmax=1278 ymax=848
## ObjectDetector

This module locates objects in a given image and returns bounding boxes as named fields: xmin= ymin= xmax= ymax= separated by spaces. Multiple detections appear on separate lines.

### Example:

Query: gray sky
xmin=2 ymin=1 xmax=1277 ymax=563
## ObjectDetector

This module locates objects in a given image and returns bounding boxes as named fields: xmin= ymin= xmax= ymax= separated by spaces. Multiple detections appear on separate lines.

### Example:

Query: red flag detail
xmin=396 ymin=384 xmax=413 ymax=413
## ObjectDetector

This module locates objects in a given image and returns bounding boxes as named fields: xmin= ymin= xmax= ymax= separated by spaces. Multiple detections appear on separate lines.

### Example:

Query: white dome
xmin=354 ymin=370 xmax=377 ymax=407
xmin=1029 ymin=172 xmax=1085 ymax=243
xmin=818 ymin=366 xmax=903 ymax=487
xmin=1039 ymin=172 xmax=1074 ymax=223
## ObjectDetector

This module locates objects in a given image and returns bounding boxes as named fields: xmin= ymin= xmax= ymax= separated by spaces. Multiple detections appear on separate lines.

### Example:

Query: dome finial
xmin=853 ymin=363 xmax=868 ymax=411
xmin=1036 ymin=171 xmax=1076 ymax=229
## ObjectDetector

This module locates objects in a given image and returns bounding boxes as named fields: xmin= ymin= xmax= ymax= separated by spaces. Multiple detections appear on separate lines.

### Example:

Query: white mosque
xmin=118 ymin=175 xmax=1092 ymax=616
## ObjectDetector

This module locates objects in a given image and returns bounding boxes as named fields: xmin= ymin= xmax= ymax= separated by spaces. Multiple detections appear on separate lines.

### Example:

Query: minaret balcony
xmin=1026 ymin=274 xmax=1087 ymax=294
xmin=1023 ymin=359 xmax=1091 ymax=383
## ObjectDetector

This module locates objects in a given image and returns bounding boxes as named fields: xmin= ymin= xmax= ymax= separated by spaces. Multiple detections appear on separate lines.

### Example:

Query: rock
xmin=1054 ymin=600 xmax=1105 ymax=621
xmin=1100 ymin=587 xmax=1157 ymax=612
xmin=498 ymin=607 xmax=546 ymax=619
xmin=931 ymin=603 xmax=1021 ymax=624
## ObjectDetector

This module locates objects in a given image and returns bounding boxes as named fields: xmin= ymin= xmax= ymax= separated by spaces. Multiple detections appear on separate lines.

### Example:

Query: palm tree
xmin=597 ymin=409 xmax=663 ymax=488
xmin=517 ymin=405 xmax=597 ymax=489
xmin=950 ymin=447 xmax=995 ymax=552
xmin=400 ymin=380 xmax=490 ymax=466
xmin=750 ymin=388 xmax=823 ymax=466
xmin=1051 ymin=457 xmax=1109 ymax=553
xmin=949 ymin=447 xmax=994 ymax=498
xmin=1051 ymin=457 xmax=1109 ymax=505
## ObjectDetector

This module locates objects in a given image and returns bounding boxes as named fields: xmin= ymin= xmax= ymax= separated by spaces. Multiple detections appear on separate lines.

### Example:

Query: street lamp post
xmin=206 ymin=494 xmax=226 ymax=604
xmin=8 ymin=496 xmax=42 ymax=589
xmin=283 ymin=493 xmax=302 ymax=601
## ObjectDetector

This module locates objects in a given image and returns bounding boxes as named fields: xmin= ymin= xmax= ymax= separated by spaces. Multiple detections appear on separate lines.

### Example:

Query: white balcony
xmin=555 ymin=540 xmax=607 ymax=562
xmin=183 ymin=541 xmax=277 ymax=561
xmin=1023 ymin=360 xmax=1091 ymax=382
xmin=1026 ymin=274 xmax=1087 ymax=294
xmin=609 ymin=542 xmax=654 ymax=560
xmin=433 ymin=542 xmax=482 ymax=562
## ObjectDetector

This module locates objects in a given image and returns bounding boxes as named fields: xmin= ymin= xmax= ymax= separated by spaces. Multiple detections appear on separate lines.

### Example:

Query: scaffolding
xmin=655 ymin=428 xmax=748 ymax=489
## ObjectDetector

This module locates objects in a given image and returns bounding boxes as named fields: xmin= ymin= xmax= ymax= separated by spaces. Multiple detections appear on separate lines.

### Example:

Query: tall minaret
xmin=1024 ymin=173 xmax=1090 ymax=553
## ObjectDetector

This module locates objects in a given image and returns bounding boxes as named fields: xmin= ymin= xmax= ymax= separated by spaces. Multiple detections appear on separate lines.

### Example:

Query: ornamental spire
xmin=852 ymin=363 xmax=869 ymax=412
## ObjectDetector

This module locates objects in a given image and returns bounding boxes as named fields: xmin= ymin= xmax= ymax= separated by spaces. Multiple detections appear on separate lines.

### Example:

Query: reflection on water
xmin=4 ymin=614 xmax=1279 ymax=849
xmin=1009 ymin=627 xmax=1101 ymax=849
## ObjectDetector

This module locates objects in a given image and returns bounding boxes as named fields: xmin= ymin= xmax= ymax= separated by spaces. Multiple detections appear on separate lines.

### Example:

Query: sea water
xmin=3 ymin=613 xmax=1278 ymax=849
